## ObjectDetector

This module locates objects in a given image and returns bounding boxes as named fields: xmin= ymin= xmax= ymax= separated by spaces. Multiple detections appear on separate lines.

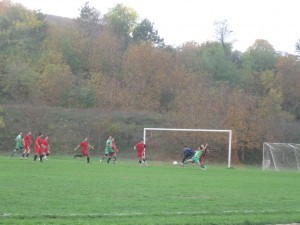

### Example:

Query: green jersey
xmin=105 ymin=139 xmax=113 ymax=154
xmin=15 ymin=134 xmax=23 ymax=150
xmin=193 ymin=150 xmax=204 ymax=160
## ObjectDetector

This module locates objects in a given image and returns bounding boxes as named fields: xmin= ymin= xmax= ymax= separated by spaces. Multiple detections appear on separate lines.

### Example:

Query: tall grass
xmin=1 ymin=155 xmax=300 ymax=225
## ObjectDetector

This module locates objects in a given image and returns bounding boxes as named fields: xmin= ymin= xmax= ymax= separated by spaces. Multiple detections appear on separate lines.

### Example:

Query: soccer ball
xmin=172 ymin=161 xmax=178 ymax=165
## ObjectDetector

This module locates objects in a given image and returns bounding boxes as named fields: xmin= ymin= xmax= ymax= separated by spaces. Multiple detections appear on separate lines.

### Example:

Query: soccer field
xmin=1 ymin=155 xmax=300 ymax=225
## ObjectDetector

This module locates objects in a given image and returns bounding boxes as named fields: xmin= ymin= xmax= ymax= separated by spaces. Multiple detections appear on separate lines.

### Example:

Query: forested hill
xmin=0 ymin=1 xmax=299 ymax=162
xmin=44 ymin=14 xmax=73 ymax=26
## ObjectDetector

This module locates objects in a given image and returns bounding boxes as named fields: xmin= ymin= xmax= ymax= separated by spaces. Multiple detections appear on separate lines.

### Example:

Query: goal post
xmin=143 ymin=128 xmax=232 ymax=168
xmin=262 ymin=142 xmax=300 ymax=171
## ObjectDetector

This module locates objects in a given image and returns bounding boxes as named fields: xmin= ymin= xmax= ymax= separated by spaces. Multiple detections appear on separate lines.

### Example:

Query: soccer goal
xmin=262 ymin=142 xmax=300 ymax=171
xmin=143 ymin=128 xmax=233 ymax=168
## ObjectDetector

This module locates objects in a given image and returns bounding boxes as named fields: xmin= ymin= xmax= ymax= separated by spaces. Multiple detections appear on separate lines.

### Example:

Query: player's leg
xmin=86 ymin=154 xmax=90 ymax=163
xmin=138 ymin=155 xmax=143 ymax=166
xmin=39 ymin=150 xmax=43 ymax=162
xmin=100 ymin=153 xmax=108 ymax=162
xmin=182 ymin=154 xmax=190 ymax=163
xmin=25 ymin=149 xmax=30 ymax=159
xmin=200 ymin=163 xmax=206 ymax=170
xmin=112 ymin=152 xmax=117 ymax=164
xmin=10 ymin=149 xmax=17 ymax=157
xmin=141 ymin=151 xmax=148 ymax=165
xmin=74 ymin=154 xmax=83 ymax=158
xmin=21 ymin=148 xmax=26 ymax=159
xmin=181 ymin=158 xmax=193 ymax=166
xmin=44 ymin=151 xmax=50 ymax=160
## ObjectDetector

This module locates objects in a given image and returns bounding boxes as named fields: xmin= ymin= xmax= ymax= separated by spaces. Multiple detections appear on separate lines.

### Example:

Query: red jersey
xmin=135 ymin=142 xmax=145 ymax=157
xmin=23 ymin=134 xmax=31 ymax=147
xmin=112 ymin=141 xmax=117 ymax=152
xmin=42 ymin=139 xmax=49 ymax=153
xmin=80 ymin=140 xmax=89 ymax=156
xmin=34 ymin=136 xmax=43 ymax=154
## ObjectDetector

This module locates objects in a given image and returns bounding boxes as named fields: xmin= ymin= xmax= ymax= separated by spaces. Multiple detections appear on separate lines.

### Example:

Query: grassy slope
xmin=0 ymin=155 xmax=300 ymax=225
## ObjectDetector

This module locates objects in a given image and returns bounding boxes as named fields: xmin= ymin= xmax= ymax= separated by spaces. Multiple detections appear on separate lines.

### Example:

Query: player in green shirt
xmin=100 ymin=136 xmax=115 ymax=163
xmin=180 ymin=143 xmax=208 ymax=170
xmin=10 ymin=132 xmax=23 ymax=157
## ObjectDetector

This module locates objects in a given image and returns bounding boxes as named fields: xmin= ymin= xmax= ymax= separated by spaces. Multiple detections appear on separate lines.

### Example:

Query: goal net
xmin=262 ymin=143 xmax=300 ymax=171
xmin=143 ymin=128 xmax=232 ymax=168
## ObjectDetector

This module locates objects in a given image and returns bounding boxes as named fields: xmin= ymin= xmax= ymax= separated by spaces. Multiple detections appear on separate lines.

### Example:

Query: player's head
xmin=84 ymin=137 xmax=88 ymax=141
xmin=28 ymin=131 xmax=31 ymax=135
xmin=44 ymin=136 xmax=48 ymax=140
xmin=140 ymin=139 xmax=144 ymax=143
xmin=200 ymin=144 xmax=205 ymax=149
xmin=39 ymin=132 xmax=43 ymax=137
xmin=109 ymin=136 xmax=112 ymax=140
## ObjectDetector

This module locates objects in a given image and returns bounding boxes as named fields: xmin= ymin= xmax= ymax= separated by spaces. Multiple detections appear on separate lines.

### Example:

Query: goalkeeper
xmin=181 ymin=146 xmax=195 ymax=163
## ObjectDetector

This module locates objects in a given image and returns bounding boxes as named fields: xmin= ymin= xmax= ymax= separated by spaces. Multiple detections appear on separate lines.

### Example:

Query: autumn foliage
xmin=0 ymin=1 xmax=299 ymax=163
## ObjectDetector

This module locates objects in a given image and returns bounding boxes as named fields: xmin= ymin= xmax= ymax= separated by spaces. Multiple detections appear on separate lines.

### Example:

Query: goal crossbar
xmin=143 ymin=128 xmax=232 ymax=168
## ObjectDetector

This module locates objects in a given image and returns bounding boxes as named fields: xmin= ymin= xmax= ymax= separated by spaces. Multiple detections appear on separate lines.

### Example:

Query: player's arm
xmin=74 ymin=145 xmax=80 ymax=151
xmin=88 ymin=144 xmax=94 ymax=149
xmin=36 ymin=140 xmax=40 ymax=148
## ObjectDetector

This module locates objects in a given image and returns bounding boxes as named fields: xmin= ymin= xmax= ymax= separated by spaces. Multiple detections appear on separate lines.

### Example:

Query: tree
xmin=104 ymin=4 xmax=138 ymax=41
xmin=199 ymin=42 xmax=241 ymax=84
xmin=177 ymin=42 xmax=203 ymax=74
xmin=76 ymin=2 xmax=102 ymax=75
xmin=214 ymin=19 xmax=233 ymax=56
xmin=76 ymin=2 xmax=102 ymax=37
xmin=0 ymin=105 xmax=5 ymax=128
xmin=87 ymin=26 xmax=123 ymax=75
xmin=132 ymin=18 xmax=164 ymax=47
xmin=276 ymin=54 xmax=300 ymax=118
xmin=0 ymin=2 xmax=47 ymax=101
xmin=243 ymin=39 xmax=277 ymax=72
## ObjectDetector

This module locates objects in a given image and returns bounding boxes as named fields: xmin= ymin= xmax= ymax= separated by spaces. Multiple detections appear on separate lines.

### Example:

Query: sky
xmin=12 ymin=0 xmax=300 ymax=54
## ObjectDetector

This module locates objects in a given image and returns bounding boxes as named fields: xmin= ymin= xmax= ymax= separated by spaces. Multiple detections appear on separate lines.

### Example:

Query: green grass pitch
xmin=1 ymin=155 xmax=300 ymax=225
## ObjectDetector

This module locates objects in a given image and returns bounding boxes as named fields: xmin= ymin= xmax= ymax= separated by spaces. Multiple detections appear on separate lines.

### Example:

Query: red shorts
xmin=23 ymin=145 xmax=30 ymax=153
xmin=82 ymin=150 xmax=89 ymax=157
xmin=138 ymin=151 xmax=144 ymax=158
xmin=34 ymin=147 xmax=42 ymax=154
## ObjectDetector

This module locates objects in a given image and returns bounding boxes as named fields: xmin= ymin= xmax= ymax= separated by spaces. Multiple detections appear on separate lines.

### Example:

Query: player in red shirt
xmin=199 ymin=143 xmax=209 ymax=170
xmin=42 ymin=136 xmax=50 ymax=160
xmin=33 ymin=132 xmax=44 ymax=162
xmin=74 ymin=137 xmax=94 ymax=163
xmin=134 ymin=139 xmax=147 ymax=166
xmin=21 ymin=131 xmax=32 ymax=159
xmin=111 ymin=138 xmax=119 ymax=164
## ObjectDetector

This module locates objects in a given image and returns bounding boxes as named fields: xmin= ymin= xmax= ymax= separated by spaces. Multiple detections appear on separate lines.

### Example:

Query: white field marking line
xmin=2 ymin=209 xmax=300 ymax=217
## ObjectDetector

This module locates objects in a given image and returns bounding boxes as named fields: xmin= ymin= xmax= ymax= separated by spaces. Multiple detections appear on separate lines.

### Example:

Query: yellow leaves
xmin=14 ymin=10 xmax=43 ymax=31
xmin=0 ymin=117 xmax=5 ymax=128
